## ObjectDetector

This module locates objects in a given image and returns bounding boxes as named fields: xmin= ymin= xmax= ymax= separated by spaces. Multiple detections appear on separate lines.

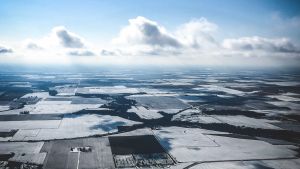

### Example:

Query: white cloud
xmin=52 ymin=26 xmax=85 ymax=48
xmin=222 ymin=36 xmax=300 ymax=53
xmin=100 ymin=49 xmax=119 ymax=56
xmin=23 ymin=40 xmax=43 ymax=50
xmin=112 ymin=16 xmax=181 ymax=48
xmin=111 ymin=16 xmax=220 ymax=57
xmin=20 ymin=26 xmax=88 ymax=50
xmin=176 ymin=18 xmax=218 ymax=48
xmin=0 ymin=26 xmax=98 ymax=65
xmin=68 ymin=50 xmax=95 ymax=56
xmin=0 ymin=16 xmax=299 ymax=67
xmin=0 ymin=45 xmax=13 ymax=54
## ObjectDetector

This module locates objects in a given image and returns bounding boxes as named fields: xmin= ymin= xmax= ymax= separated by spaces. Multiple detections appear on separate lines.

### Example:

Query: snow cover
xmin=159 ymin=82 xmax=194 ymax=86
xmin=9 ymin=153 xmax=46 ymax=165
xmin=188 ymin=160 xmax=300 ymax=169
xmin=19 ymin=114 xmax=141 ymax=141
xmin=263 ymin=81 xmax=300 ymax=86
xmin=0 ymin=120 xmax=61 ymax=130
xmin=11 ymin=129 xmax=40 ymax=141
xmin=172 ymin=109 xmax=221 ymax=124
xmin=54 ymin=86 xmax=77 ymax=96
xmin=0 ymin=105 xmax=9 ymax=111
xmin=127 ymin=95 xmax=190 ymax=111
xmin=268 ymin=101 xmax=300 ymax=114
xmin=198 ymin=85 xmax=246 ymax=96
xmin=154 ymin=127 xmax=298 ymax=163
xmin=136 ymin=88 xmax=169 ymax=95
xmin=155 ymin=127 xmax=218 ymax=149
xmin=259 ymin=159 xmax=300 ymax=169
xmin=109 ymin=128 xmax=153 ymax=137
xmin=189 ymin=161 xmax=255 ymax=169
xmin=214 ymin=115 xmax=282 ymax=130
xmin=79 ymin=86 xmax=140 ymax=94
xmin=128 ymin=106 xmax=163 ymax=119
xmin=21 ymin=92 xmax=50 ymax=99
xmin=0 ymin=142 xmax=44 ymax=154
xmin=22 ymin=74 xmax=56 ymax=79
xmin=0 ymin=105 xmax=36 ymax=115
xmin=268 ymin=94 xmax=300 ymax=102
xmin=31 ymin=100 xmax=102 ymax=114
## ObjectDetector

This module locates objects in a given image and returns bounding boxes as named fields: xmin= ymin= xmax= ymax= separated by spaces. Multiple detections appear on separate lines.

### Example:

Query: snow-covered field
xmin=154 ymin=127 xmax=298 ymax=162
xmin=214 ymin=115 xmax=282 ymax=129
xmin=128 ymin=106 xmax=163 ymax=119
xmin=30 ymin=99 xmax=102 ymax=114
xmin=11 ymin=114 xmax=141 ymax=141
xmin=127 ymin=95 xmax=190 ymax=111
xmin=172 ymin=109 xmax=222 ymax=124
xmin=77 ymin=86 xmax=140 ymax=94
xmin=0 ymin=71 xmax=299 ymax=168
xmin=197 ymin=85 xmax=246 ymax=96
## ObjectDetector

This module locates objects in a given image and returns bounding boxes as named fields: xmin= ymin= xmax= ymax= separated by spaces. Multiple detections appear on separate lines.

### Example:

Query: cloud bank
xmin=0 ymin=46 xmax=13 ymax=54
xmin=113 ymin=16 xmax=181 ymax=48
xmin=68 ymin=50 xmax=95 ymax=56
xmin=222 ymin=36 xmax=299 ymax=53
xmin=0 ymin=16 xmax=299 ymax=67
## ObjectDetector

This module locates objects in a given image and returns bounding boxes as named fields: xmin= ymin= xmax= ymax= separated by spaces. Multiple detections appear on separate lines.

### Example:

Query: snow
xmin=268 ymin=101 xmax=300 ymax=114
xmin=172 ymin=109 xmax=221 ymax=124
xmin=54 ymin=86 xmax=77 ymax=96
xmin=127 ymin=95 xmax=190 ymax=110
xmin=155 ymin=127 xmax=218 ymax=149
xmin=136 ymin=88 xmax=169 ymax=95
xmin=199 ymin=85 xmax=246 ymax=96
xmin=214 ymin=115 xmax=282 ymax=130
xmin=260 ymin=159 xmax=300 ymax=169
xmin=154 ymin=127 xmax=298 ymax=163
xmin=128 ymin=106 xmax=163 ymax=119
xmin=0 ymin=120 xmax=61 ymax=130
xmin=31 ymin=100 xmax=102 ymax=114
xmin=0 ymin=142 xmax=44 ymax=154
xmin=188 ymin=160 xmax=300 ymax=169
xmin=21 ymin=92 xmax=50 ymax=99
xmin=268 ymin=95 xmax=300 ymax=102
xmin=21 ymin=114 xmax=141 ymax=140
xmin=263 ymin=81 xmax=300 ymax=86
xmin=22 ymin=74 xmax=56 ymax=79
xmin=159 ymin=82 xmax=193 ymax=86
xmin=79 ymin=86 xmax=140 ymax=94
xmin=110 ymin=128 xmax=153 ymax=137
xmin=11 ymin=129 xmax=40 ymax=141
xmin=0 ymin=105 xmax=9 ymax=111
xmin=189 ymin=161 xmax=255 ymax=169
xmin=155 ymin=109 xmax=182 ymax=114
xmin=71 ymin=97 xmax=108 ymax=104
xmin=0 ymin=104 xmax=36 ymax=115
xmin=9 ymin=153 xmax=46 ymax=165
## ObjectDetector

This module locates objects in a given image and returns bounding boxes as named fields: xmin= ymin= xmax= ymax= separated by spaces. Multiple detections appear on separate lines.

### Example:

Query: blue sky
xmin=0 ymin=0 xmax=299 ymax=67
xmin=1 ymin=0 xmax=299 ymax=42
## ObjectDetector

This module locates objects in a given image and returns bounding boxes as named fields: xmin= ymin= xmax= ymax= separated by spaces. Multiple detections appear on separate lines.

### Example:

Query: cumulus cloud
xmin=2 ymin=16 xmax=299 ymax=67
xmin=0 ymin=46 xmax=13 ymax=54
xmin=52 ymin=26 xmax=85 ymax=48
xmin=68 ymin=50 xmax=95 ymax=56
xmin=176 ymin=18 xmax=218 ymax=48
xmin=25 ymin=41 xmax=43 ymax=50
xmin=111 ymin=16 xmax=220 ymax=56
xmin=222 ymin=36 xmax=300 ymax=53
xmin=113 ymin=16 xmax=181 ymax=48
xmin=100 ymin=49 xmax=119 ymax=56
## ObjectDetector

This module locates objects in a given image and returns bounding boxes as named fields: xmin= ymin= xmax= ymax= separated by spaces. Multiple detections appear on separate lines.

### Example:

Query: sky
xmin=0 ymin=0 xmax=300 ymax=67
